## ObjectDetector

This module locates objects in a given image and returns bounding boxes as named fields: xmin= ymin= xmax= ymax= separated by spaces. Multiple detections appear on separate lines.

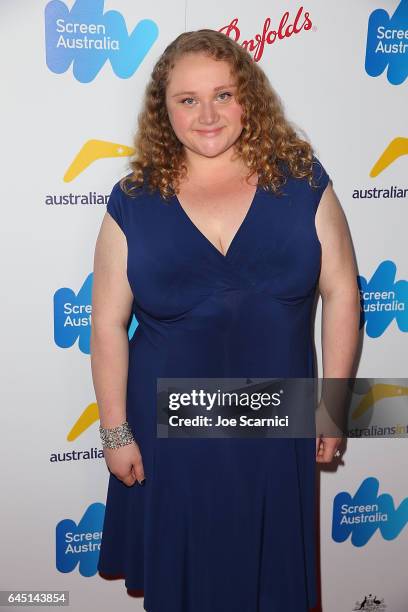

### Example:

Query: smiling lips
xmin=195 ymin=127 xmax=224 ymax=136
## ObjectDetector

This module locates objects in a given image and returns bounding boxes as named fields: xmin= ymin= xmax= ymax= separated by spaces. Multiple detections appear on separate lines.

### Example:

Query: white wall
xmin=1 ymin=1 xmax=406 ymax=610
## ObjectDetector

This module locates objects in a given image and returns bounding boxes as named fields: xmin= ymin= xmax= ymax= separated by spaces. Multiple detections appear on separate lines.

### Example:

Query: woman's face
xmin=165 ymin=53 xmax=244 ymax=162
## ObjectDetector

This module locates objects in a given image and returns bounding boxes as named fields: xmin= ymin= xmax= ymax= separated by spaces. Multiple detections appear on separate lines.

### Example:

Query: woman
xmin=91 ymin=29 xmax=360 ymax=612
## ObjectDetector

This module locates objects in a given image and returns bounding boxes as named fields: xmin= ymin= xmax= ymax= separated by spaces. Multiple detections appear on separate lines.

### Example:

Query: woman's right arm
xmin=90 ymin=212 xmax=145 ymax=486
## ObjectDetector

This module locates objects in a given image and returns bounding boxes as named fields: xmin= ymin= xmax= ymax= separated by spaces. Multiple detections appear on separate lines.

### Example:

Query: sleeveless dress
xmin=97 ymin=156 xmax=331 ymax=612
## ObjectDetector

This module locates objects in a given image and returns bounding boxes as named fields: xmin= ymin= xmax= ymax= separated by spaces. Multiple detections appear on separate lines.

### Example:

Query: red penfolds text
xmin=219 ymin=7 xmax=313 ymax=62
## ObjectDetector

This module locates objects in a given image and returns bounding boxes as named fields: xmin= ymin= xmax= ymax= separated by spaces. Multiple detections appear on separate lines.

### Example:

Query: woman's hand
xmin=103 ymin=441 xmax=145 ymax=486
xmin=315 ymin=435 xmax=342 ymax=463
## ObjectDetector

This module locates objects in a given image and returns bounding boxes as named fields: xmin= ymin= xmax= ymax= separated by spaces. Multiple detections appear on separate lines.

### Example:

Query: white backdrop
xmin=1 ymin=1 xmax=407 ymax=611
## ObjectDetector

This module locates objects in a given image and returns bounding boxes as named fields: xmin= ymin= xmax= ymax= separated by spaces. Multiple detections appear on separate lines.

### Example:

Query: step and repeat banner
xmin=2 ymin=1 xmax=407 ymax=611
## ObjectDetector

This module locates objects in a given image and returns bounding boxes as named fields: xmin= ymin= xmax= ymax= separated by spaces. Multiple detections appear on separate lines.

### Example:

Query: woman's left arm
xmin=315 ymin=182 xmax=361 ymax=462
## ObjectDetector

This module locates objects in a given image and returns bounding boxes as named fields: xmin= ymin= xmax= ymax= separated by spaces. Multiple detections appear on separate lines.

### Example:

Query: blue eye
xmin=218 ymin=92 xmax=232 ymax=101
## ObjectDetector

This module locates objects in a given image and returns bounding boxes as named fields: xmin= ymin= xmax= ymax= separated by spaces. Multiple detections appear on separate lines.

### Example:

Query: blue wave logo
xmin=54 ymin=273 xmax=138 ymax=354
xmin=45 ymin=0 xmax=159 ymax=83
xmin=358 ymin=260 xmax=408 ymax=338
xmin=332 ymin=477 xmax=408 ymax=546
xmin=365 ymin=0 xmax=408 ymax=85
xmin=54 ymin=273 xmax=93 ymax=354
xmin=56 ymin=503 xmax=105 ymax=576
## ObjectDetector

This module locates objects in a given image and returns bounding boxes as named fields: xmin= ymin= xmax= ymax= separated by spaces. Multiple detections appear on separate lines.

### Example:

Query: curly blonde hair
xmin=120 ymin=28 xmax=319 ymax=200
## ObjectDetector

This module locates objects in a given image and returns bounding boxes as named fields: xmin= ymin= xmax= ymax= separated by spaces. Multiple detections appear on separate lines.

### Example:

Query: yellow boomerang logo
xmin=64 ymin=139 xmax=135 ymax=182
xmin=352 ymin=383 xmax=408 ymax=419
xmin=67 ymin=403 xmax=100 ymax=441
xmin=370 ymin=137 xmax=408 ymax=177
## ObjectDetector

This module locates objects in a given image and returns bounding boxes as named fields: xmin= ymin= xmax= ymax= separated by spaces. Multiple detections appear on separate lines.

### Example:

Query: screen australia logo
xmin=54 ymin=273 xmax=138 ymax=354
xmin=56 ymin=503 xmax=105 ymax=576
xmin=358 ymin=260 xmax=407 ymax=338
xmin=44 ymin=0 xmax=158 ymax=83
xmin=365 ymin=0 xmax=408 ymax=85
xmin=54 ymin=273 xmax=92 ymax=354
xmin=332 ymin=477 xmax=408 ymax=546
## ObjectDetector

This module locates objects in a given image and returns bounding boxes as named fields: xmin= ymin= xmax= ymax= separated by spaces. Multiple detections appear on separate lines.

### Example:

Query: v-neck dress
xmin=97 ymin=156 xmax=331 ymax=612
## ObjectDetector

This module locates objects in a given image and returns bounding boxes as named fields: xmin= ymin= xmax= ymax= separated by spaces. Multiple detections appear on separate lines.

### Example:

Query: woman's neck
xmin=182 ymin=148 xmax=250 ymax=184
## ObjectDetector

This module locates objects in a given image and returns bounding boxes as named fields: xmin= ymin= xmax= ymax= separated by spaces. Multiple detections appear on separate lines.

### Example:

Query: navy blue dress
xmin=97 ymin=157 xmax=330 ymax=612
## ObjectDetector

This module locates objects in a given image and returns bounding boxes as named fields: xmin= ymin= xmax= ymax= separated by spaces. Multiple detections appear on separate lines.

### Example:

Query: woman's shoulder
xmin=285 ymin=153 xmax=331 ymax=192
xmin=272 ymin=154 xmax=331 ymax=212
xmin=117 ymin=167 xmax=152 ymax=196
xmin=106 ymin=169 xmax=154 ymax=232
xmin=277 ymin=154 xmax=330 ymax=183
xmin=310 ymin=155 xmax=331 ymax=189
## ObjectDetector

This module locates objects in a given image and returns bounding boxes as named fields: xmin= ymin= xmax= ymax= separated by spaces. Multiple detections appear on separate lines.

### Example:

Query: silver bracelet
xmin=99 ymin=421 xmax=135 ymax=449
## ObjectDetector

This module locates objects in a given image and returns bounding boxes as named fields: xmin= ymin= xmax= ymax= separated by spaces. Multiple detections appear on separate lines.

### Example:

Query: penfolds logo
xmin=219 ymin=7 xmax=313 ymax=62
